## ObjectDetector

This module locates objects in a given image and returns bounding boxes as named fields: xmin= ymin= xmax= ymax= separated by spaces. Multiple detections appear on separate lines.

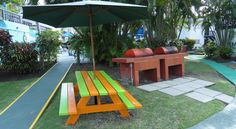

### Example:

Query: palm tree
xmin=144 ymin=0 xmax=202 ymax=48
xmin=201 ymin=0 xmax=236 ymax=46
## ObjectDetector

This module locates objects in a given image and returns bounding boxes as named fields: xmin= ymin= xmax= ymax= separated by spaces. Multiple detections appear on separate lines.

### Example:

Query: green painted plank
xmin=59 ymin=83 xmax=68 ymax=116
xmin=118 ymin=93 xmax=135 ymax=109
xmin=88 ymin=71 xmax=108 ymax=96
xmin=100 ymin=71 xmax=125 ymax=93
xmin=75 ymin=71 xmax=90 ymax=97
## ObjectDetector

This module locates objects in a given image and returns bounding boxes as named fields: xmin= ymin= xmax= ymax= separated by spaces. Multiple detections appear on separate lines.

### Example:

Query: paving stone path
xmin=138 ymin=77 xmax=233 ymax=104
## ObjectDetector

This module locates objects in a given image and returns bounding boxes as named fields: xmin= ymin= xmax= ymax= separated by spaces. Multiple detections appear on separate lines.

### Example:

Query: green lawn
xmin=34 ymin=59 xmax=235 ymax=129
xmin=185 ymin=60 xmax=235 ymax=96
xmin=0 ymin=78 xmax=37 ymax=112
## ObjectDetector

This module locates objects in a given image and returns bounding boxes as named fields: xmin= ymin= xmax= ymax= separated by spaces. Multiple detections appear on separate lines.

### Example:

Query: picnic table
xmin=59 ymin=71 xmax=142 ymax=125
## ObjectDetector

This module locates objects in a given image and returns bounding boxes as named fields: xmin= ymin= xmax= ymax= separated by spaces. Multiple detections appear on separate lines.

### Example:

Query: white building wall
xmin=179 ymin=23 xmax=205 ymax=49
xmin=180 ymin=25 xmax=236 ymax=56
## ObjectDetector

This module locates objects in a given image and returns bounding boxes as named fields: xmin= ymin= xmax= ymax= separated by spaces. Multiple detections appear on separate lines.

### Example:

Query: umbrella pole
xmin=89 ymin=10 xmax=96 ymax=79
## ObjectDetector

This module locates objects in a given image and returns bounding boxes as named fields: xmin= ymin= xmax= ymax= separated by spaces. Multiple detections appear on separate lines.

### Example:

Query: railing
xmin=22 ymin=20 xmax=33 ymax=26
xmin=0 ymin=8 xmax=21 ymax=23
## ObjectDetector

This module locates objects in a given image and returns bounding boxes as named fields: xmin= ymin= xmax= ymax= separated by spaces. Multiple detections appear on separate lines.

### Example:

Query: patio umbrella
xmin=23 ymin=0 xmax=148 ymax=73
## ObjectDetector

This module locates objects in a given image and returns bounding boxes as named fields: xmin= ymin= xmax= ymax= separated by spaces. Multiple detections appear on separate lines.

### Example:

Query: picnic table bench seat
xmin=59 ymin=83 xmax=77 ymax=116
xmin=59 ymin=71 xmax=142 ymax=125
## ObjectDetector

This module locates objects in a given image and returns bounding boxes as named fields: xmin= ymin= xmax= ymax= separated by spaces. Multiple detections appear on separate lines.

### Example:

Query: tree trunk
xmin=177 ymin=16 xmax=186 ymax=40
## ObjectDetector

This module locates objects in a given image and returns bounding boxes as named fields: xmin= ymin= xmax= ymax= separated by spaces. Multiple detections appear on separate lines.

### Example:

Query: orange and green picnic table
xmin=59 ymin=71 xmax=142 ymax=125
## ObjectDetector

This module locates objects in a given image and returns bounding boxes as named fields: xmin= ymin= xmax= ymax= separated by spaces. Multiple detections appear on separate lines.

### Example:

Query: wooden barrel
xmin=154 ymin=46 xmax=178 ymax=55
xmin=124 ymin=48 xmax=153 ymax=57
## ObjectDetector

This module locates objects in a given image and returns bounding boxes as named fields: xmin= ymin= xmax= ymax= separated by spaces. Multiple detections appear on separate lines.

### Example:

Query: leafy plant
xmin=180 ymin=38 xmax=196 ymax=51
xmin=3 ymin=43 xmax=38 ymax=74
xmin=0 ymin=30 xmax=12 ymax=46
xmin=0 ymin=29 xmax=12 ymax=66
xmin=201 ymin=0 xmax=236 ymax=47
xmin=170 ymin=40 xmax=184 ymax=52
xmin=145 ymin=0 xmax=202 ymax=48
xmin=73 ymin=23 xmax=137 ymax=66
xmin=37 ymin=30 xmax=61 ymax=67
xmin=0 ymin=29 xmax=38 ymax=74
xmin=219 ymin=46 xmax=233 ymax=59
xmin=67 ymin=33 xmax=90 ymax=64
xmin=203 ymin=41 xmax=217 ymax=58
xmin=194 ymin=47 xmax=205 ymax=55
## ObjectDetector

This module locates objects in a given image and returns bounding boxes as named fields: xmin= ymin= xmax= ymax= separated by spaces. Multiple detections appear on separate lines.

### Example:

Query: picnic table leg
xmin=109 ymin=94 xmax=130 ymax=118
xmin=66 ymin=96 xmax=90 ymax=125
xmin=74 ymin=83 xmax=79 ymax=96
xmin=97 ymin=95 xmax=101 ymax=105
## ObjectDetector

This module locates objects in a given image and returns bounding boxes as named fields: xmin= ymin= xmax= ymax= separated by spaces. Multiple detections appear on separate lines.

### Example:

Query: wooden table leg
xmin=161 ymin=60 xmax=169 ymax=80
xmin=66 ymin=96 xmax=90 ymax=125
xmin=66 ymin=94 xmax=129 ymax=125
xmin=97 ymin=95 xmax=101 ymax=105
xmin=74 ymin=83 xmax=79 ymax=96
xmin=109 ymin=94 xmax=130 ymax=118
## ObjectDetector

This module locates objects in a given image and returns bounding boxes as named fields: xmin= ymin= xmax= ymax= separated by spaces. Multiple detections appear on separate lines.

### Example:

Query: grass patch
xmin=185 ymin=60 xmax=235 ymax=96
xmin=34 ymin=60 xmax=235 ymax=129
xmin=0 ymin=78 xmax=37 ymax=112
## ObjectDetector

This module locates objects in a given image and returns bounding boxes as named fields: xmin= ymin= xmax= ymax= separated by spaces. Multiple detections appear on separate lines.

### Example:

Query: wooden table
xmin=59 ymin=71 xmax=142 ymax=125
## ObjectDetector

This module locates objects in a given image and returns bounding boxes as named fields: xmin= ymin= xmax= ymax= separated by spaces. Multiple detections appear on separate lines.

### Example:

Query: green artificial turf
xmin=34 ymin=60 xmax=235 ymax=129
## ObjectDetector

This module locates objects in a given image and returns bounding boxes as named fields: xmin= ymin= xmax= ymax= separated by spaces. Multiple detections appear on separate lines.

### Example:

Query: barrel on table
xmin=154 ymin=46 xmax=178 ymax=55
xmin=124 ymin=48 xmax=153 ymax=57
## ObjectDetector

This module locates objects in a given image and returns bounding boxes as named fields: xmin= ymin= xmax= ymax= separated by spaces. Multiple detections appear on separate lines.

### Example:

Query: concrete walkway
xmin=187 ymin=55 xmax=236 ymax=129
xmin=0 ymin=52 xmax=74 ymax=129
xmin=189 ymin=99 xmax=236 ymax=129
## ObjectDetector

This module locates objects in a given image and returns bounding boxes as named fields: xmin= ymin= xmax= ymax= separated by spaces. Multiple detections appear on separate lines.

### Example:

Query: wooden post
xmin=89 ymin=7 xmax=96 ymax=79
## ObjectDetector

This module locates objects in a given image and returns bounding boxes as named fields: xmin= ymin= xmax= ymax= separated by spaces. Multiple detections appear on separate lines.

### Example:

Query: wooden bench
xmin=59 ymin=83 xmax=77 ymax=116
xmin=59 ymin=71 xmax=142 ymax=125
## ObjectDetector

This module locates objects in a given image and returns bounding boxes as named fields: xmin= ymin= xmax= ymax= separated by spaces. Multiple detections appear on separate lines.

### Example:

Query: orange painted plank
xmin=116 ymin=81 xmax=142 ymax=109
xmin=95 ymin=71 xmax=117 ymax=95
xmin=81 ymin=71 xmax=99 ymax=96
xmin=67 ymin=83 xmax=77 ymax=115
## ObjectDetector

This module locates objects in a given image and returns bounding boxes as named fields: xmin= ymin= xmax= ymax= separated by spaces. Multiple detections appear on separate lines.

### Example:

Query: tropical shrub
xmin=68 ymin=33 xmax=90 ymax=64
xmin=0 ymin=29 xmax=12 ymax=46
xmin=194 ymin=47 xmax=205 ymax=55
xmin=37 ymin=30 xmax=61 ymax=64
xmin=170 ymin=40 xmax=184 ymax=52
xmin=204 ymin=41 xmax=217 ymax=58
xmin=3 ymin=43 xmax=38 ymax=74
xmin=0 ymin=30 xmax=38 ymax=74
xmin=0 ymin=30 xmax=12 ymax=66
xmin=219 ymin=46 xmax=233 ymax=59
xmin=180 ymin=39 xmax=196 ymax=51
xmin=73 ymin=24 xmax=137 ymax=66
